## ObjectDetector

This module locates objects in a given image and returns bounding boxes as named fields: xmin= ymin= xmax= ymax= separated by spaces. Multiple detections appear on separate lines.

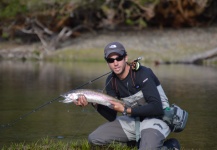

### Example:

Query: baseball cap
xmin=104 ymin=42 xmax=127 ymax=58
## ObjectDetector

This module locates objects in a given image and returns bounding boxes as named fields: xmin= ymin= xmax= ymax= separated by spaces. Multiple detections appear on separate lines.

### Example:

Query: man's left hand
xmin=109 ymin=100 xmax=125 ymax=113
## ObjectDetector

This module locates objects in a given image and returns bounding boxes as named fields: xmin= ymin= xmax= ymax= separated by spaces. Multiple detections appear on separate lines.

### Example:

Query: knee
xmin=88 ymin=133 xmax=95 ymax=145
xmin=88 ymin=132 xmax=104 ymax=145
xmin=139 ymin=129 xmax=165 ymax=150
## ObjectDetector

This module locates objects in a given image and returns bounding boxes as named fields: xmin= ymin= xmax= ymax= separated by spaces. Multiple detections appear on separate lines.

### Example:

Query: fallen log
xmin=183 ymin=47 xmax=217 ymax=64
xmin=157 ymin=48 xmax=217 ymax=65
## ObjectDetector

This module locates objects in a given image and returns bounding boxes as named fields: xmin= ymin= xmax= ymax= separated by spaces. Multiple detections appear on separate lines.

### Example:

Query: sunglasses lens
xmin=106 ymin=56 xmax=124 ymax=63
xmin=116 ymin=56 xmax=124 ymax=61
xmin=106 ymin=59 xmax=114 ymax=63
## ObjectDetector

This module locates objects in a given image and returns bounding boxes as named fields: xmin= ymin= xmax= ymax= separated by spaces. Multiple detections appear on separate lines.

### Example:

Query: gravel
xmin=1 ymin=26 xmax=217 ymax=62
xmin=66 ymin=26 xmax=217 ymax=62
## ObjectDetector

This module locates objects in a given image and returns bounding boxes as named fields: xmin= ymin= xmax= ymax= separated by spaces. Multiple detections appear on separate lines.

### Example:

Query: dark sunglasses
xmin=106 ymin=55 xmax=125 ymax=63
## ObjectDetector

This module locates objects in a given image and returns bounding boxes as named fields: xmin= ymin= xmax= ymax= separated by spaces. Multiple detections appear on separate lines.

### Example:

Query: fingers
xmin=74 ymin=95 xmax=88 ymax=107
xmin=109 ymin=100 xmax=124 ymax=112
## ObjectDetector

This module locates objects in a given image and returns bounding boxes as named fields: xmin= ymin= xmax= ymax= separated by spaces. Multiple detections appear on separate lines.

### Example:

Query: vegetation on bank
xmin=44 ymin=47 xmax=147 ymax=63
xmin=1 ymin=31 xmax=217 ymax=65
xmin=1 ymin=0 xmax=217 ymax=50
xmin=0 ymin=0 xmax=217 ymax=65
xmin=2 ymin=138 xmax=137 ymax=150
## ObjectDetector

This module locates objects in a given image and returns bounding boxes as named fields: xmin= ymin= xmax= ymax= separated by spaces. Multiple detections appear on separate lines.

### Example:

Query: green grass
xmin=44 ymin=47 xmax=158 ymax=63
xmin=45 ymin=48 xmax=105 ymax=62
xmin=2 ymin=137 xmax=137 ymax=150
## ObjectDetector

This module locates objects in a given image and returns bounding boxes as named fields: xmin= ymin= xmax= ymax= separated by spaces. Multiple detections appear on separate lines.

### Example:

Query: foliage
xmin=0 ymin=0 xmax=78 ymax=20
xmin=0 ymin=0 xmax=27 ymax=20
xmin=0 ymin=0 xmax=216 ymax=53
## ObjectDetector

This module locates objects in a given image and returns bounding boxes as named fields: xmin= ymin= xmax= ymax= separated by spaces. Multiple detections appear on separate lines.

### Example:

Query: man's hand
xmin=109 ymin=100 xmax=125 ymax=113
xmin=74 ymin=95 xmax=88 ymax=107
xmin=109 ymin=100 xmax=132 ymax=114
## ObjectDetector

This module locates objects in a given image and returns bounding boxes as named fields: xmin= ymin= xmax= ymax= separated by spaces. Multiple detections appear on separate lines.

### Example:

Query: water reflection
xmin=0 ymin=60 xmax=217 ymax=149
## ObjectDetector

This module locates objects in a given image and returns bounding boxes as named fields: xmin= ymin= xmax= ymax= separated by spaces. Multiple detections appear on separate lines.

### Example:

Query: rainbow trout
xmin=59 ymin=89 xmax=124 ymax=107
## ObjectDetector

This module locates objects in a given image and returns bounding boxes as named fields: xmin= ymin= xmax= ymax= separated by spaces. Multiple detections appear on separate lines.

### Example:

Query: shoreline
xmin=0 ymin=27 xmax=217 ymax=64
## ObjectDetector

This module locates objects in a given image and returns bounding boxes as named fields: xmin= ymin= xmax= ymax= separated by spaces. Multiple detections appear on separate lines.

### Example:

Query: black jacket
xmin=97 ymin=66 xmax=163 ymax=121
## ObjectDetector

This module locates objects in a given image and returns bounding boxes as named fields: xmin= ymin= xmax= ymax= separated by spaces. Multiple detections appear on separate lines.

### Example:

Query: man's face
xmin=106 ymin=53 xmax=127 ymax=75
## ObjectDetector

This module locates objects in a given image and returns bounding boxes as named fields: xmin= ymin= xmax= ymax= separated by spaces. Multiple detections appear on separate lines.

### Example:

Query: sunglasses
xmin=106 ymin=55 xmax=125 ymax=63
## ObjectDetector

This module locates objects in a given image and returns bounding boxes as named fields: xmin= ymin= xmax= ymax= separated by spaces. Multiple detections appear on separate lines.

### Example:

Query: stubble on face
xmin=107 ymin=54 xmax=129 ymax=79
xmin=113 ymin=61 xmax=126 ymax=75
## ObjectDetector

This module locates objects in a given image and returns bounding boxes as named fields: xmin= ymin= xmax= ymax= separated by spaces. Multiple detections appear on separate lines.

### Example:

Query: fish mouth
xmin=59 ymin=97 xmax=71 ymax=103
xmin=60 ymin=94 xmax=66 ymax=98
xmin=59 ymin=95 xmax=69 ymax=102
xmin=59 ymin=100 xmax=72 ymax=103
xmin=59 ymin=99 xmax=65 ymax=103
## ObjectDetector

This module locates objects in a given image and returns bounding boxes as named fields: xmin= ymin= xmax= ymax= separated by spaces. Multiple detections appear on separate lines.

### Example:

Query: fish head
xmin=60 ymin=93 xmax=78 ymax=103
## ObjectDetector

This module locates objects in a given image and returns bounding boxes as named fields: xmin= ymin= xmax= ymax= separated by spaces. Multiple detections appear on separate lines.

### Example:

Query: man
xmin=75 ymin=42 xmax=180 ymax=150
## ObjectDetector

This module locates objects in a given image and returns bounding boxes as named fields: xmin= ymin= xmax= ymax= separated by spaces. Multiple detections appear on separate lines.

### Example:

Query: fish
xmin=59 ymin=89 xmax=124 ymax=107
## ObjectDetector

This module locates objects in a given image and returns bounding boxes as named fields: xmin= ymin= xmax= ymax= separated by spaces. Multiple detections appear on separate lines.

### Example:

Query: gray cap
xmin=104 ymin=42 xmax=127 ymax=58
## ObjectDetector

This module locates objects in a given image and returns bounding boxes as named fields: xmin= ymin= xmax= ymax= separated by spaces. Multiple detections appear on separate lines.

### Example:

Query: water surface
xmin=0 ymin=61 xmax=216 ymax=149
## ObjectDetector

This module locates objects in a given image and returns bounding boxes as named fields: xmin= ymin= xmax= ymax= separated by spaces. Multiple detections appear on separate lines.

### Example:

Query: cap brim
xmin=105 ymin=50 xmax=125 ymax=58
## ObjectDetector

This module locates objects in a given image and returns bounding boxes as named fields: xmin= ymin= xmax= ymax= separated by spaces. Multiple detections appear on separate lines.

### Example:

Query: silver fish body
xmin=60 ymin=89 xmax=124 ymax=107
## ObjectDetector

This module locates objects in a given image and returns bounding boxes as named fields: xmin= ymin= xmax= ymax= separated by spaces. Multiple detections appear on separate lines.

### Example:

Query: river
xmin=0 ymin=60 xmax=216 ymax=149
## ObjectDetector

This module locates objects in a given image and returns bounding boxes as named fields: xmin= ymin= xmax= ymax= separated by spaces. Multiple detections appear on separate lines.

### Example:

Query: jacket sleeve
xmin=148 ymin=68 xmax=169 ymax=109
xmin=131 ymin=68 xmax=164 ymax=118
xmin=97 ymin=105 xmax=117 ymax=121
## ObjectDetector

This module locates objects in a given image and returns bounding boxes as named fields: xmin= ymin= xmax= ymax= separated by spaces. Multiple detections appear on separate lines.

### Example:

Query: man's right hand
xmin=74 ymin=95 xmax=88 ymax=107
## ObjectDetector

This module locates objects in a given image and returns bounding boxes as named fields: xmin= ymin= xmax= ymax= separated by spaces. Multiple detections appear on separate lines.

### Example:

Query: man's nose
xmin=113 ymin=60 xmax=118 ymax=64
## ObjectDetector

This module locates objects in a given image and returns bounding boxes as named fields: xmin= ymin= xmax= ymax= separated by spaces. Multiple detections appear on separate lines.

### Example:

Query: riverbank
xmin=1 ymin=26 xmax=217 ymax=64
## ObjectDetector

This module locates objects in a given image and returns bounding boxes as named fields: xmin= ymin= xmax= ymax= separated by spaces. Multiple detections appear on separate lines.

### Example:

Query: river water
xmin=0 ymin=60 xmax=216 ymax=149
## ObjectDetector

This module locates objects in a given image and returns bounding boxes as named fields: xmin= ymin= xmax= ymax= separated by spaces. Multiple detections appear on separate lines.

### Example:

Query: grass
xmin=44 ymin=47 xmax=168 ymax=63
xmin=45 ymin=48 xmax=105 ymax=62
xmin=1 ymin=137 xmax=137 ymax=150
xmin=1 ymin=27 xmax=217 ymax=65
xmin=44 ymin=47 xmax=217 ymax=66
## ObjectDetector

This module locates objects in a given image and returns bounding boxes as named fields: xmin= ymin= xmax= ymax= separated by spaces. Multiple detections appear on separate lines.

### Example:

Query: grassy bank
xmin=45 ymin=48 xmax=150 ymax=63
xmin=1 ymin=138 xmax=136 ymax=150
xmin=1 ymin=27 xmax=217 ymax=65
xmin=31 ymin=27 xmax=217 ymax=65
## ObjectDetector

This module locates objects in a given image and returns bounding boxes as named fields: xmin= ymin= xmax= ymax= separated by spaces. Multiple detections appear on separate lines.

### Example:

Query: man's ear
xmin=125 ymin=55 xmax=128 ymax=62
